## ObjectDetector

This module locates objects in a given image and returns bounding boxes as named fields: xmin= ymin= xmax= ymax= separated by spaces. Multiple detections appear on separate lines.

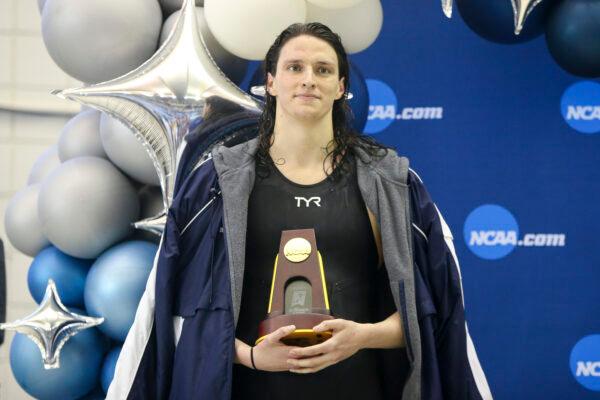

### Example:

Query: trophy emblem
xmin=256 ymin=229 xmax=334 ymax=347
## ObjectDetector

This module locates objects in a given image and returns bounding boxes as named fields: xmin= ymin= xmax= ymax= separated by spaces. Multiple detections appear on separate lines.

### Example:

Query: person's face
xmin=266 ymin=35 xmax=345 ymax=123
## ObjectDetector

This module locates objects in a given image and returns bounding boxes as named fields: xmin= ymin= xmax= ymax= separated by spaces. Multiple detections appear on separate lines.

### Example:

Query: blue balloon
xmin=456 ymin=0 xmax=555 ymax=44
xmin=10 ymin=326 xmax=109 ymax=400
xmin=247 ymin=61 xmax=368 ymax=132
xmin=28 ymin=246 xmax=92 ymax=308
xmin=545 ymin=0 xmax=600 ymax=77
xmin=84 ymin=240 xmax=157 ymax=341
xmin=101 ymin=345 xmax=122 ymax=394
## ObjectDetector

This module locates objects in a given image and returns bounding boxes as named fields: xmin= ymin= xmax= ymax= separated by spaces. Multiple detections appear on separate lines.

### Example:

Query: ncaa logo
xmin=463 ymin=205 xmax=519 ymax=260
xmin=561 ymin=81 xmax=600 ymax=134
xmin=570 ymin=335 xmax=600 ymax=391
xmin=364 ymin=79 xmax=398 ymax=134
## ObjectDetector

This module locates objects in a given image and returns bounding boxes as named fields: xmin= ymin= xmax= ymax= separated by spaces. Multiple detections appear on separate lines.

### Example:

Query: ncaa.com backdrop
xmin=348 ymin=1 xmax=599 ymax=399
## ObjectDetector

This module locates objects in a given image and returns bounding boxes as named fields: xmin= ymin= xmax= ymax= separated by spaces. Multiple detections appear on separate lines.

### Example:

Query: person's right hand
xmin=253 ymin=325 xmax=300 ymax=372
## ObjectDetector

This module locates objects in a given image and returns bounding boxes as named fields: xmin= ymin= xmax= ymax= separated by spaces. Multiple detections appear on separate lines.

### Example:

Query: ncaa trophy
xmin=256 ymin=229 xmax=334 ymax=347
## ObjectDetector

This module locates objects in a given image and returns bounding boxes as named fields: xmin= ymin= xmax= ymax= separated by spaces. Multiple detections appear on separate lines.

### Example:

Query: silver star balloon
xmin=0 ymin=280 xmax=104 ymax=369
xmin=133 ymin=212 xmax=167 ymax=236
xmin=441 ymin=0 xmax=453 ymax=18
xmin=53 ymin=0 xmax=262 ymax=225
xmin=512 ymin=0 xmax=544 ymax=35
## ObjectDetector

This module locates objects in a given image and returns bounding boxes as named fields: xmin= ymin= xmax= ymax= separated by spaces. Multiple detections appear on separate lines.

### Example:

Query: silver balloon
xmin=160 ymin=0 xmax=204 ymax=15
xmin=58 ymin=110 xmax=107 ymax=161
xmin=38 ymin=157 xmax=140 ymax=259
xmin=0 ymin=280 xmax=104 ymax=369
xmin=37 ymin=0 xmax=46 ymax=13
xmin=4 ymin=184 xmax=50 ymax=256
xmin=41 ymin=0 xmax=163 ymax=83
xmin=27 ymin=145 xmax=61 ymax=185
xmin=99 ymin=113 xmax=160 ymax=186
xmin=160 ymin=7 xmax=248 ymax=84
xmin=512 ymin=0 xmax=544 ymax=35
xmin=53 ymin=0 xmax=261 ymax=215
xmin=442 ymin=0 xmax=452 ymax=18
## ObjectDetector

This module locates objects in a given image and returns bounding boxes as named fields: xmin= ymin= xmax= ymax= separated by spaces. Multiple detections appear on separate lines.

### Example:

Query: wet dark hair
xmin=255 ymin=22 xmax=390 ymax=180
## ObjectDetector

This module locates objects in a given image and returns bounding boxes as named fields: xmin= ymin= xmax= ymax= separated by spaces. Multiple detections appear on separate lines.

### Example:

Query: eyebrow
xmin=282 ymin=59 xmax=336 ymax=66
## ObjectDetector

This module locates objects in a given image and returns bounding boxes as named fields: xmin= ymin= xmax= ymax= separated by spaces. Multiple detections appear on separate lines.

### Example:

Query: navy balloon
xmin=545 ymin=0 xmax=600 ymax=77
xmin=247 ymin=61 xmax=368 ymax=132
xmin=347 ymin=62 xmax=369 ymax=133
xmin=101 ymin=346 xmax=122 ymax=394
xmin=84 ymin=240 xmax=157 ymax=341
xmin=28 ymin=246 xmax=92 ymax=308
xmin=456 ymin=0 xmax=554 ymax=44
xmin=10 ymin=325 xmax=108 ymax=400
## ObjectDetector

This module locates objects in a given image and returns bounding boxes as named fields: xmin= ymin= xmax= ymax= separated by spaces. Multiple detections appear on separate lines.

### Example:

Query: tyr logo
xmin=295 ymin=196 xmax=322 ymax=207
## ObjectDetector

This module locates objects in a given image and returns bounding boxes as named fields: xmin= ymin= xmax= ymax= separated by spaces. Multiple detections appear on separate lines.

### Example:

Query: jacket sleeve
xmin=408 ymin=169 xmax=493 ymax=400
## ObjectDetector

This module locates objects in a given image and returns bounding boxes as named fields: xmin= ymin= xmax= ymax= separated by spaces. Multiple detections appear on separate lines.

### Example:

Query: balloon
xmin=132 ymin=186 xmax=165 ymax=242
xmin=456 ymin=0 xmax=552 ymax=44
xmin=306 ymin=0 xmax=383 ymax=54
xmin=28 ymin=246 xmax=92 ymax=308
xmin=54 ymin=0 xmax=261 ymax=211
xmin=160 ymin=0 xmax=203 ymax=16
xmin=4 ymin=184 xmax=50 ymax=256
xmin=160 ymin=7 xmax=248 ymax=84
xmin=58 ymin=110 xmax=107 ymax=162
xmin=27 ymin=145 xmax=60 ymax=184
xmin=204 ymin=0 xmax=307 ymax=60
xmin=41 ymin=0 xmax=162 ymax=83
xmin=99 ymin=113 xmax=159 ymax=186
xmin=37 ymin=0 xmax=47 ymax=13
xmin=138 ymin=185 xmax=165 ymax=219
xmin=101 ymin=346 xmax=122 ymax=394
xmin=38 ymin=157 xmax=140 ymax=259
xmin=306 ymin=0 xmax=363 ymax=8
xmin=10 ymin=326 xmax=108 ymax=400
xmin=513 ymin=0 xmax=546 ymax=35
xmin=545 ymin=0 xmax=600 ymax=78
xmin=84 ymin=241 xmax=158 ymax=341
xmin=442 ymin=0 xmax=453 ymax=17
xmin=347 ymin=62 xmax=369 ymax=132
xmin=2 ymin=282 xmax=104 ymax=370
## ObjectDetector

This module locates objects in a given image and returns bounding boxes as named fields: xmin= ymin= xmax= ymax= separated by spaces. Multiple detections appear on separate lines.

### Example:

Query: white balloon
xmin=99 ymin=113 xmax=159 ymax=186
xmin=306 ymin=0 xmax=383 ymax=54
xmin=41 ymin=0 xmax=163 ymax=83
xmin=204 ymin=0 xmax=306 ymax=60
xmin=306 ymin=0 xmax=363 ymax=9
xmin=160 ymin=7 xmax=248 ymax=83
xmin=58 ymin=110 xmax=107 ymax=162
xmin=28 ymin=145 xmax=61 ymax=185
xmin=38 ymin=157 xmax=140 ymax=259
xmin=37 ymin=0 xmax=47 ymax=13
xmin=4 ymin=184 xmax=50 ymax=257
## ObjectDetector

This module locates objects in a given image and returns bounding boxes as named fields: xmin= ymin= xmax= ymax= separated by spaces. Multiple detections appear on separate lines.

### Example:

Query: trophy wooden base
xmin=256 ymin=313 xmax=334 ymax=347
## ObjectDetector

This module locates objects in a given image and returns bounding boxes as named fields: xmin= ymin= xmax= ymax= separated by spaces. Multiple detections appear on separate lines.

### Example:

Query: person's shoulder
xmin=353 ymin=136 xmax=410 ymax=185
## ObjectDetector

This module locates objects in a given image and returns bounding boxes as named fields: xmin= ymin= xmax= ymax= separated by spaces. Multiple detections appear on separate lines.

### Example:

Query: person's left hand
xmin=286 ymin=319 xmax=368 ymax=373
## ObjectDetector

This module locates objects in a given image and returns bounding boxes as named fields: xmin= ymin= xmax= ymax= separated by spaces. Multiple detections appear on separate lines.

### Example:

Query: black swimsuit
xmin=232 ymin=154 xmax=385 ymax=400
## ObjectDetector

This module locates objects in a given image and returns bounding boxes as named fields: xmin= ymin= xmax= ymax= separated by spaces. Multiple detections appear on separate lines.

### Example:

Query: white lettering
xmin=400 ymin=107 xmax=443 ymax=120
xmin=522 ymin=233 xmax=566 ymax=247
xmin=368 ymin=105 xmax=396 ymax=120
xmin=566 ymin=105 xmax=600 ymax=121
xmin=469 ymin=230 xmax=517 ymax=246
xmin=576 ymin=361 xmax=600 ymax=377
xmin=294 ymin=196 xmax=322 ymax=208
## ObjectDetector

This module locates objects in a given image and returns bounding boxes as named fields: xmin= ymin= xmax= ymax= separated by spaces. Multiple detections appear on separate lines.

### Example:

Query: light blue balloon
xmin=28 ymin=246 xmax=92 ymax=308
xmin=101 ymin=345 xmax=122 ymax=394
xmin=10 ymin=325 xmax=109 ymax=400
xmin=84 ymin=240 xmax=157 ymax=341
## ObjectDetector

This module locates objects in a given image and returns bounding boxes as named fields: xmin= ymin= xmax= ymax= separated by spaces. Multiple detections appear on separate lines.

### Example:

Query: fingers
xmin=312 ymin=319 xmax=345 ymax=332
xmin=289 ymin=340 xmax=330 ymax=358
xmin=288 ymin=353 xmax=335 ymax=373
xmin=266 ymin=325 xmax=296 ymax=344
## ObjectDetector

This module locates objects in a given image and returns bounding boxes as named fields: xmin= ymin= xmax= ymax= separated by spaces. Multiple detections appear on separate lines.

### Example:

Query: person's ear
xmin=267 ymin=72 xmax=277 ymax=96
xmin=335 ymin=77 xmax=345 ymax=100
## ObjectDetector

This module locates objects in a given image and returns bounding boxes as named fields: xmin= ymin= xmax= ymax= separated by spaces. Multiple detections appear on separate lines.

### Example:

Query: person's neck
xmin=269 ymin=112 xmax=335 ymax=169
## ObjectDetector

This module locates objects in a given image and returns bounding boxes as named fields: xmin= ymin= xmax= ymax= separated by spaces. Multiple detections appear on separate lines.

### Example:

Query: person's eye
xmin=318 ymin=66 xmax=331 ymax=74
xmin=288 ymin=64 xmax=302 ymax=72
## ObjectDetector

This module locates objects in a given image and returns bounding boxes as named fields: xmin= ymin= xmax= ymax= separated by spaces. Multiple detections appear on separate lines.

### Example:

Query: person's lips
xmin=295 ymin=93 xmax=320 ymax=100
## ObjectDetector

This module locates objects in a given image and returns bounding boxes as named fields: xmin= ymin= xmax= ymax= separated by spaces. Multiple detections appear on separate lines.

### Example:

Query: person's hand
xmin=253 ymin=325 xmax=301 ymax=372
xmin=286 ymin=319 xmax=368 ymax=373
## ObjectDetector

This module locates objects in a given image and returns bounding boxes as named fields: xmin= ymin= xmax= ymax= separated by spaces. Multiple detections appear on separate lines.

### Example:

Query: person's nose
xmin=301 ymin=69 xmax=316 ymax=89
